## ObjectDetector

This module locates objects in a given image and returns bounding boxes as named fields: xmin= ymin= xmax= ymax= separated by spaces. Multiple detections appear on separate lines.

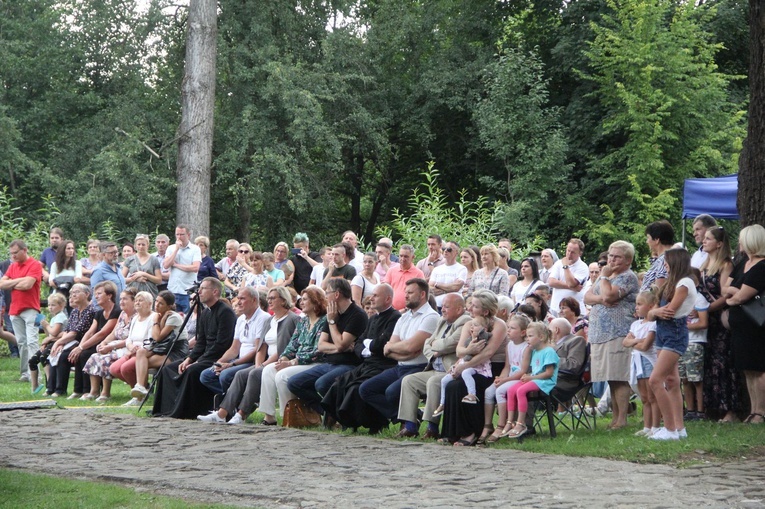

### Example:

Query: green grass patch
xmin=0 ymin=468 xmax=237 ymax=509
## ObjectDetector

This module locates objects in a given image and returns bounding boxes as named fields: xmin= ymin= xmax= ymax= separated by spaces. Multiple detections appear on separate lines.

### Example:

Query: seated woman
xmin=49 ymin=239 xmax=83 ymax=304
xmin=81 ymin=288 xmax=137 ymax=401
xmin=29 ymin=293 xmax=68 ymax=394
xmin=124 ymin=291 xmax=188 ymax=406
xmin=47 ymin=284 xmax=95 ymax=397
xmin=195 ymin=236 xmax=218 ymax=281
xmin=197 ymin=287 xmax=298 ymax=424
xmin=223 ymin=243 xmax=254 ymax=294
xmin=241 ymin=251 xmax=273 ymax=290
xmin=525 ymin=293 xmax=554 ymax=323
xmin=559 ymin=296 xmax=588 ymax=340
xmin=79 ymin=239 xmax=101 ymax=285
xmin=273 ymin=242 xmax=294 ymax=287
xmin=263 ymin=252 xmax=286 ymax=286
xmin=122 ymin=234 xmax=162 ymax=297
xmin=439 ymin=290 xmax=507 ymax=446
xmin=259 ymin=285 xmax=327 ymax=425
xmin=351 ymin=253 xmax=380 ymax=307
xmin=49 ymin=283 xmax=116 ymax=398
xmin=109 ymin=291 xmax=155 ymax=404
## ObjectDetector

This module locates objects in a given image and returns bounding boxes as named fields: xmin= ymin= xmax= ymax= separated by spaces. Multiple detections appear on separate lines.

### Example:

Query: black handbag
xmin=741 ymin=290 xmax=765 ymax=328
xmin=143 ymin=330 xmax=177 ymax=355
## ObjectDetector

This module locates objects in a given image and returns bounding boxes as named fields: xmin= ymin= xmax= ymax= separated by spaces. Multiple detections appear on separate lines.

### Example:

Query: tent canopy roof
xmin=682 ymin=174 xmax=739 ymax=220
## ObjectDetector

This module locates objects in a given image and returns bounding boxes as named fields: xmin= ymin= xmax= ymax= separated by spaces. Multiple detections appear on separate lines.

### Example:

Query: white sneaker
xmin=678 ymin=428 xmax=687 ymax=439
xmin=648 ymin=427 xmax=661 ymax=437
xmin=131 ymin=384 xmax=149 ymax=399
xmin=79 ymin=393 xmax=96 ymax=401
xmin=634 ymin=427 xmax=651 ymax=437
xmin=197 ymin=411 xmax=226 ymax=424
xmin=227 ymin=413 xmax=244 ymax=425
xmin=121 ymin=397 xmax=143 ymax=407
xmin=67 ymin=393 xmax=83 ymax=400
xmin=649 ymin=427 xmax=680 ymax=440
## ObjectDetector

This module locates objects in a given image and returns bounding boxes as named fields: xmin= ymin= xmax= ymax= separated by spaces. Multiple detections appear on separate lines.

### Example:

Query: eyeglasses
xmin=239 ymin=249 xmax=250 ymax=254
xmin=442 ymin=247 xmax=453 ymax=253
xmin=105 ymin=250 xmax=118 ymax=255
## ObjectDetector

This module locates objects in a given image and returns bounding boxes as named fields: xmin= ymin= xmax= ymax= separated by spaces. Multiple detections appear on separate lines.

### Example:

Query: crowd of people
xmin=2 ymin=215 xmax=765 ymax=445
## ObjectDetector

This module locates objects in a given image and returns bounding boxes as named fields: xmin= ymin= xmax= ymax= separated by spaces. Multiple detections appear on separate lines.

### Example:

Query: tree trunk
xmin=176 ymin=0 xmax=217 ymax=237
xmin=739 ymin=1 xmax=765 ymax=227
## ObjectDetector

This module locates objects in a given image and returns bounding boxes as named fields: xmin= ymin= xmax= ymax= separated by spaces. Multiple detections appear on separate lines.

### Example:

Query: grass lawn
xmin=2 ymin=352 xmax=764 ymax=467
xmin=0 ymin=468 xmax=238 ymax=509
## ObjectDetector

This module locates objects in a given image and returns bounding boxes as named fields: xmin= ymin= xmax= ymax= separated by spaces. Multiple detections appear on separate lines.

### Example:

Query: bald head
xmin=549 ymin=318 xmax=572 ymax=341
xmin=371 ymin=283 xmax=394 ymax=312
xmin=441 ymin=293 xmax=466 ymax=324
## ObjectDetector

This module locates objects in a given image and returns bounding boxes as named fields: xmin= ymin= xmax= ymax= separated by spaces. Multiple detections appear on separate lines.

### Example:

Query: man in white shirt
xmin=690 ymin=214 xmax=717 ymax=269
xmin=359 ymin=278 xmax=439 ymax=427
xmin=163 ymin=225 xmax=202 ymax=314
xmin=153 ymin=234 xmax=171 ymax=291
xmin=428 ymin=241 xmax=467 ymax=310
xmin=548 ymin=238 xmax=589 ymax=314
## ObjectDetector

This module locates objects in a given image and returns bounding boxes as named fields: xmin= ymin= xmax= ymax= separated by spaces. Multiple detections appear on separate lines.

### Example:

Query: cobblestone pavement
xmin=1 ymin=409 xmax=764 ymax=508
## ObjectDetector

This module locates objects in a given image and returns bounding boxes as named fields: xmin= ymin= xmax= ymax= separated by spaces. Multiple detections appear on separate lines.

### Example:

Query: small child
xmin=433 ymin=314 xmax=493 ymax=416
xmin=29 ymin=293 xmax=68 ymax=394
xmin=623 ymin=289 xmax=660 ymax=437
xmin=646 ymin=248 xmax=697 ymax=440
xmin=480 ymin=314 xmax=532 ymax=444
xmin=681 ymin=268 xmax=709 ymax=421
xmin=501 ymin=322 xmax=559 ymax=438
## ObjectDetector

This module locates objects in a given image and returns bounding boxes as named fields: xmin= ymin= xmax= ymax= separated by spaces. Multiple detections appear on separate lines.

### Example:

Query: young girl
xmin=647 ymin=248 xmax=697 ymax=440
xmin=623 ymin=289 xmax=660 ymax=437
xmin=479 ymin=314 xmax=532 ymax=444
xmin=433 ymin=313 xmax=493 ymax=416
xmin=29 ymin=293 xmax=68 ymax=394
xmin=501 ymin=322 xmax=559 ymax=438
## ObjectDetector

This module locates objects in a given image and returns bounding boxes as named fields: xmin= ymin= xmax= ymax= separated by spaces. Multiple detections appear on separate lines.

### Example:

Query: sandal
xmin=506 ymin=423 xmax=528 ymax=439
xmin=432 ymin=405 xmax=444 ymax=417
xmin=499 ymin=421 xmax=516 ymax=438
xmin=453 ymin=435 xmax=478 ymax=447
xmin=461 ymin=394 xmax=479 ymax=404
xmin=475 ymin=424 xmax=494 ymax=445
xmin=749 ymin=413 xmax=765 ymax=424
xmin=437 ymin=437 xmax=453 ymax=446
xmin=486 ymin=425 xmax=506 ymax=444
xmin=261 ymin=419 xmax=277 ymax=426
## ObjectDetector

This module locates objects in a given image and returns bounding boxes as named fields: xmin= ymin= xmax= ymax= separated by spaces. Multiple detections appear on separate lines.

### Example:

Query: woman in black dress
xmin=699 ymin=226 xmax=741 ymax=422
xmin=725 ymin=225 xmax=765 ymax=424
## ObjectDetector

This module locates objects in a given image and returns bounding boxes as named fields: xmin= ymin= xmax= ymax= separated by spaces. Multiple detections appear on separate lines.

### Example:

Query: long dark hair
xmin=660 ymin=248 xmax=692 ymax=302
xmin=521 ymin=257 xmax=540 ymax=281
xmin=54 ymin=240 xmax=76 ymax=272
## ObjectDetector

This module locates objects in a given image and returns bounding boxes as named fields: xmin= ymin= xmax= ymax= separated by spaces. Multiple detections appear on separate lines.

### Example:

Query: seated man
xmin=358 ymin=278 xmax=439 ymax=429
xmin=287 ymin=278 xmax=368 ymax=414
xmin=152 ymin=277 xmax=236 ymax=419
xmin=548 ymin=317 xmax=587 ymax=392
xmin=396 ymin=292 xmax=470 ymax=439
xmin=321 ymin=284 xmax=401 ymax=433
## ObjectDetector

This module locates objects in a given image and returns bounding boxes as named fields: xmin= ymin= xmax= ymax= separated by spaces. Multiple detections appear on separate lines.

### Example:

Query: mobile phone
xmin=291 ymin=248 xmax=301 ymax=255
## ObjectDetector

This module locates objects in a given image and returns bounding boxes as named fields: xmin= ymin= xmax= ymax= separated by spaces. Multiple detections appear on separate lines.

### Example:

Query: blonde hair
xmin=636 ymin=288 xmax=660 ymax=307
xmin=508 ymin=313 xmax=530 ymax=331
xmin=47 ymin=293 xmax=67 ymax=308
xmin=527 ymin=322 xmax=551 ymax=344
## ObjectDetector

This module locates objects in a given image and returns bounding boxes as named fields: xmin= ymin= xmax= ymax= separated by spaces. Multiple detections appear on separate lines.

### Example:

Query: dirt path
xmin=1 ymin=409 xmax=763 ymax=508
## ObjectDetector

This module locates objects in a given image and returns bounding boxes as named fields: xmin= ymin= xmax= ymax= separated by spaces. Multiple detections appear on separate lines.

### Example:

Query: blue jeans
xmin=199 ymin=363 xmax=253 ymax=394
xmin=287 ymin=363 xmax=355 ymax=412
xmin=359 ymin=364 xmax=427 ymax=421
xmin=174 ymin=293 xmax=190 ymax=315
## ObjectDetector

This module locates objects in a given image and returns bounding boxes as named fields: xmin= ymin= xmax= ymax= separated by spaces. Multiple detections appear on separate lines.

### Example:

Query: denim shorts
xmin=656 ymin=317 xmax=689 ymax=356
xmin=637 ymin=355 xmax=654 ymax=380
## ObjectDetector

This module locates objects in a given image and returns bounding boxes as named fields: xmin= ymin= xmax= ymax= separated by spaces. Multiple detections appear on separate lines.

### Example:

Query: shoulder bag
xmin=741 ymin=290 xmax=765 ymax=328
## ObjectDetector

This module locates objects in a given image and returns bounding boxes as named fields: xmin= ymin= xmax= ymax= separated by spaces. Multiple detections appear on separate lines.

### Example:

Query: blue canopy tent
xmin=681 ymin=174 xmax=739 ymax=243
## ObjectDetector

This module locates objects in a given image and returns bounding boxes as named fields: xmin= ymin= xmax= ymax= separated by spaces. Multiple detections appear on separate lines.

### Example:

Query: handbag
xmin=282 ymin=399 xmax=321 ymax=428
xmin=741 ymin=290 xmax=765 ymax=328
xmin=143 ymin=330 xmax=178 ymax=356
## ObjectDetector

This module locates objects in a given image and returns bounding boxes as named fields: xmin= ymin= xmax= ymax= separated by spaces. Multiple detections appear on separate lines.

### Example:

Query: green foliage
xmin=384 ymin=162 xmax=500 ymax=259
xmin=0 ymin=188 xmax=58 ymax=258
xmin=578 ymin=0 xmax=745 ymax=250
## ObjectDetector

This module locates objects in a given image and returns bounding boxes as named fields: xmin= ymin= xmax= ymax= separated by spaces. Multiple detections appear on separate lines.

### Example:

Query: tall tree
xmin=176 ymin=0 xmax=217 ymax=237
xmin=738 ymin=0 xmax=765 ymax=226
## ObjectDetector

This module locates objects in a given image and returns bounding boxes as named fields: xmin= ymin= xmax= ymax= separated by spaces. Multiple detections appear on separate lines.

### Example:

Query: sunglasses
xmin=239 ymin=249 xmax=251 ymax=254
xmin=442 ymin=247 xmax=453 ymax=253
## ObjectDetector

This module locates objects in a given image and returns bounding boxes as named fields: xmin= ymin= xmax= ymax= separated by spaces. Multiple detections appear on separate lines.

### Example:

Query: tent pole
xmin=682 ymin=219 xmax=686 ymax=245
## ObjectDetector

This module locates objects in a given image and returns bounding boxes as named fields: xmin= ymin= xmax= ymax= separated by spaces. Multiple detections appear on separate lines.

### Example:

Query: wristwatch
xmin=562 ymin=265 xmax=569 ymax=269
xmin=328 ymin=319 xmax=336 ymax=325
